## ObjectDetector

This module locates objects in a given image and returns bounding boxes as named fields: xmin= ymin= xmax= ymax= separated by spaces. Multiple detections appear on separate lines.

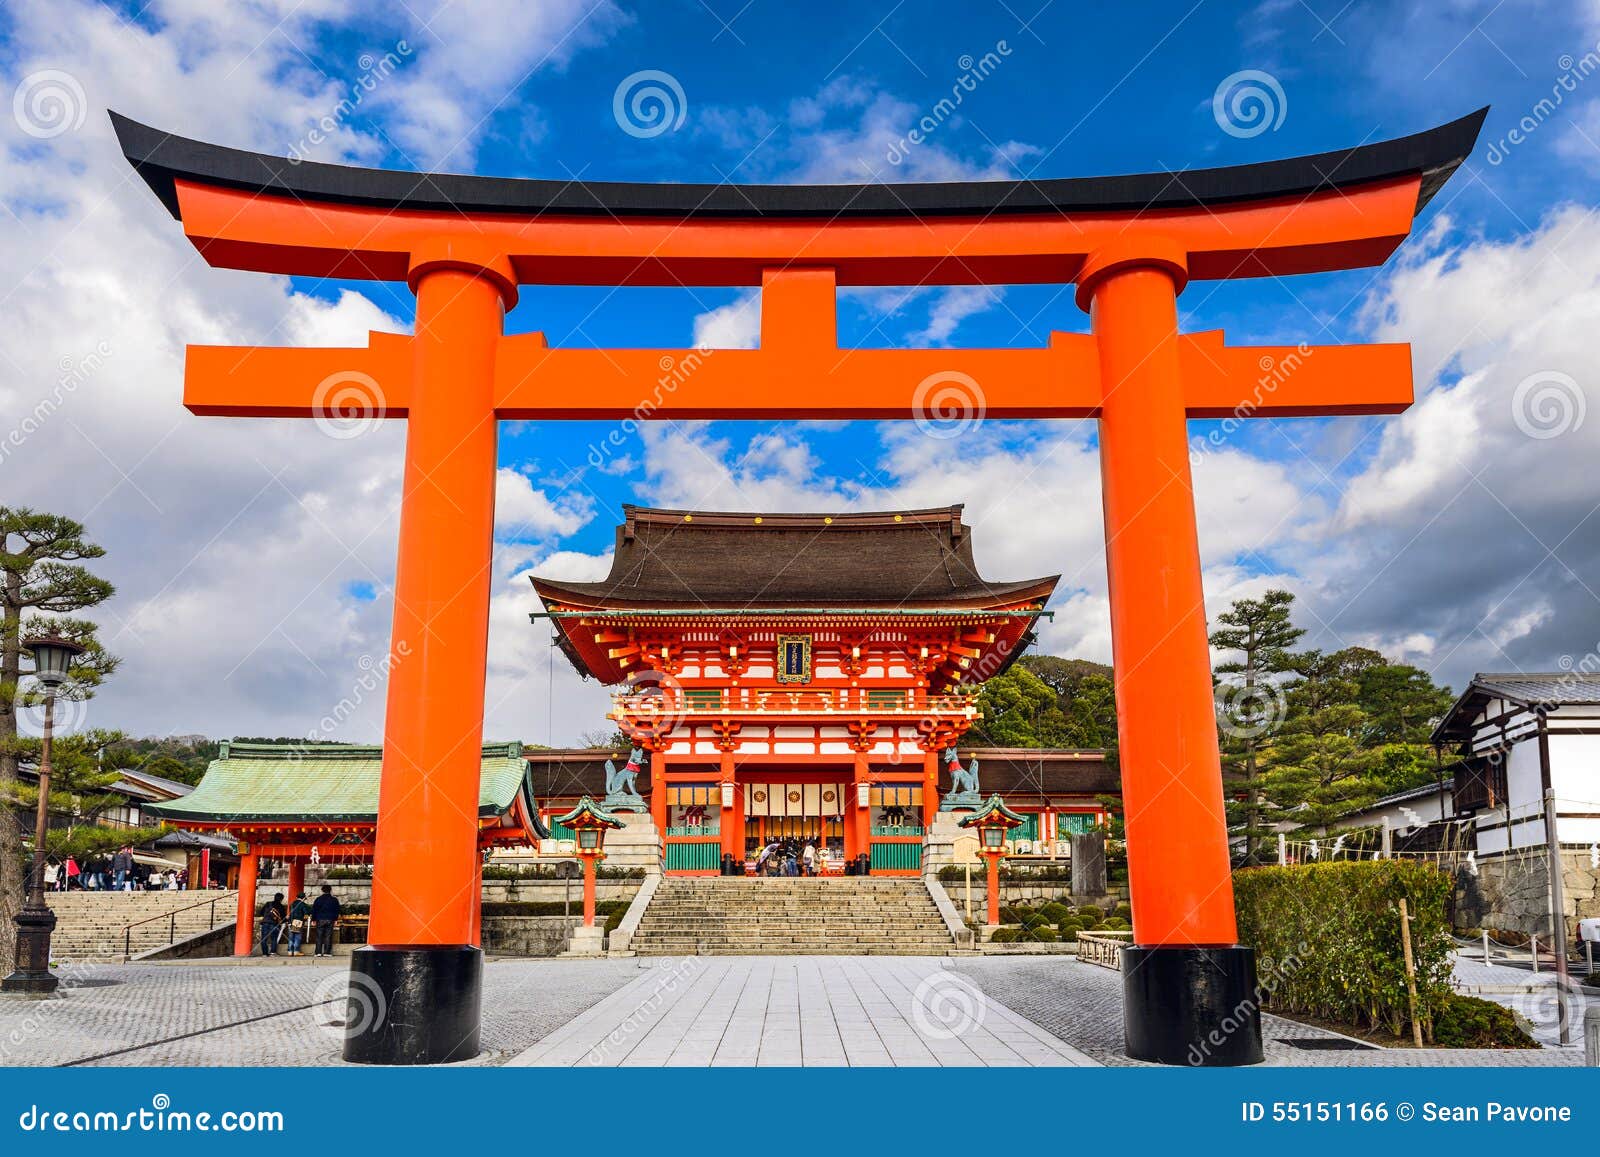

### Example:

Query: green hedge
xmin=1233 ymin=860 xmax=1454 ymax=1040
xmin=481 ymin=900 xmax=630 ymax=918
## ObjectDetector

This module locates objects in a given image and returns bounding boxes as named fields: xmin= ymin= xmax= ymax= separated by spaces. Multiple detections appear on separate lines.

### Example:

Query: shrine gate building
xmin=532 ymin=503 xmax=1110 ymax=873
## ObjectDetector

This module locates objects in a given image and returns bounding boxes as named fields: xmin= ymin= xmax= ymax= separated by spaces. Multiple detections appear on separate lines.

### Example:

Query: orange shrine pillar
xmin=849 ymin=752 xmax=869 ymax=865
xmin=921 ymin=749 xmax=939 ymax=831
xmin=347 ymin=254 xmax=512 ymax=1066
xmin=285 ymin=858 xmax=305 ymax=904
xmin=719 ymin=752 xmax=739 ymax=865
xmin=650 ymin=751 xmax=668 ymax=834
xmin=1081 ymin=244 xmax=1262 ymax=1066
xmin=233 ymin=852 xmax=258 ymax=957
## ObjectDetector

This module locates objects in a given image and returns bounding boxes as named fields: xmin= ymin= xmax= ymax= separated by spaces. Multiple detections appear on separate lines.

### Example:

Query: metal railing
xmin=122 ymin=891 xmax=237 ymax=962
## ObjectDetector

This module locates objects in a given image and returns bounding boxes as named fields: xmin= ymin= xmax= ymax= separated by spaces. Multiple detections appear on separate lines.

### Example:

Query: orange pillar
xmin=719 ymin=752 xmax=738 ymax=864
xmin=1084 ymin=249 xmax=1237 ymax=949
xmin=233 ymin=853 xmax=258 ymax=956
xmin=348 ymin=254 xmax=511 ymax=1066
xmin=286 ymin=858 xmax=305 ymax=903
xmin=921 ymin=749 xmax=939 ymax=830
xmin=467 ymin=854 xmax=483 ymax=947
xmin=985 ymin=853 xmax=1001 ymax=926
xmin=581 ymin=857 xmax=597 ymax=926
xmin=650 ymin=750 xmax=668 ymax=833
xmin=368 ymin=259 xmax=508 ymax=949
xmin=848 ymin=752 xmax=868 ymax=862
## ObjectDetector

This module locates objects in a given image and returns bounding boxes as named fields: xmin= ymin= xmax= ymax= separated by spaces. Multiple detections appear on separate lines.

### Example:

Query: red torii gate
xmin=114 ymin=107 xmax=1484 ymax=1066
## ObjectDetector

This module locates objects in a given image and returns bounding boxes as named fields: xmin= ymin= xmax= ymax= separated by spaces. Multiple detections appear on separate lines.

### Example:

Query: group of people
xmin=753 ymin=838 xmax=821 ymax=876
xmin=257 ymin=885 xmax=342 ymax=957
xmin=41 ymin=846 xmax=187 ymax=892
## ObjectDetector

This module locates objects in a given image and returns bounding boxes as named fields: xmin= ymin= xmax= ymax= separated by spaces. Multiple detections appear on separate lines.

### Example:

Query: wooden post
xmin=985 ymin=852 xmax=1001 ymax=927
xmin=964 ymin=861 xmax=973 ymax=925
xmin=1531 ymin=933 xmax=1540 ymax=974
xmin=1277 ymin=833 xmax=1287 ymax=867
xmin=1542 ymin=786 xmax=1572 ymax=1044
xmin=1381 ymin=817 xmax=1392 ymax=858
xmin=1484 ymin=928 xmax=1492 ymax=966
xmin=582 ymin=856 xmax=597 ymax=927
xmin=1398 ymin=898 xmax=1424 ymax=1048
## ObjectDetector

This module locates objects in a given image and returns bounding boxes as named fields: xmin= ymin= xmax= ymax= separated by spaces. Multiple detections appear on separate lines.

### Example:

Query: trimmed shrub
xmin=1233 ymin=860 xmax=1454 ymax=1041
xmin=1039 ymin=902 xmax=1072 ymax=923
xmin=1431 ymin=995 xmax=1537 ymax=1049
xmin=997 ymin=905 xmax=1025 ymax=924
xmin=1112 ymin=903 xmax=1132 ymax=922
xmin=1021 ymin=926 xmax=1059 ymax=942
xmin=1023 ymin=914 xmax=1052 ymax=930
xmin=1056 ymin=922 xmax=1080 ymax=941
xmin=989 ymin=927 xmax=1019 ymax=943
xmin=1075 ymin=904 xmax=1104 ymax=922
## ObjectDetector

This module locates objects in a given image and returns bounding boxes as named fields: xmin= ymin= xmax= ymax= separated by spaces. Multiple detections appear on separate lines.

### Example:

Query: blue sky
xmin=3 ymin=1 xmax=1599 ymax=743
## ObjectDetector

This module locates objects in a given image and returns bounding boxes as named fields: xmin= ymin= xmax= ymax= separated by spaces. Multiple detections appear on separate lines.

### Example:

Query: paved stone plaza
xmin=0 ymin=955 xmax=1585 ymax=1068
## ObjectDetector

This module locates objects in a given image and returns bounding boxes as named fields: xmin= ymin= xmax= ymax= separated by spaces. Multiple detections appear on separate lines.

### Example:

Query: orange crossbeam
xmin=185 ymin=330 xmax=1409 ymax=420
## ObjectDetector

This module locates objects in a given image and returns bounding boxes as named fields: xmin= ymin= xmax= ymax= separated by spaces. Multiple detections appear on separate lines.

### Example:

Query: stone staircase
xmin=41 ymin=892 xmax=238 ymax=962
xmin=629 ymin=877 xmax=956 ymax=956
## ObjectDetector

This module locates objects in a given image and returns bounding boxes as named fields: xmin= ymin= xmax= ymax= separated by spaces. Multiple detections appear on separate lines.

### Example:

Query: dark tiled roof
xmin=1431 ymin=672 xmax=1600 ymax=744
xmin=524 ymin=750 xmax=618 ymax=801
xmin=944 ymin=749 xmax=1117 ymax=797
xmin=532 ymin=505 xmax=1057 ymax=610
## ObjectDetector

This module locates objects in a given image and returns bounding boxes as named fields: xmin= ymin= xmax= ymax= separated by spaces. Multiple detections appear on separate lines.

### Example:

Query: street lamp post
xmin=554 ymin=797 xmax=623 ymax=956
xmin=3 ymin=634 xmax=85 ymax=996
xmin=958 ymin=795 xmax=1026 ymax=931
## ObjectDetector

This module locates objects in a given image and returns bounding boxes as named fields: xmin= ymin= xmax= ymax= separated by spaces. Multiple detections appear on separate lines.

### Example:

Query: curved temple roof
xmin=530 ymin=504 xmax=1059 ymax=610
xmin=111 ymin=108 xmax=1485 ymax=222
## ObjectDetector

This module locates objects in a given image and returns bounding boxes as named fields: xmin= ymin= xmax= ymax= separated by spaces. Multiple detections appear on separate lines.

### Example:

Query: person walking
xmin=64 ymin=855 xmax=81 ymax=891
xmin=112 ymin=845 xmax=133 ymax=892
xmin=259 ymin=892 xmax=287 ymax=957
xmin=43 ymin=859 xmax=59 ymax=892
xmin=286 ymin=893 xmax=311 ymax=956
xmin=802 ymin=842 xmax=817 ymax=877
xmin=310 ymin=885 xmax=341 ymax=958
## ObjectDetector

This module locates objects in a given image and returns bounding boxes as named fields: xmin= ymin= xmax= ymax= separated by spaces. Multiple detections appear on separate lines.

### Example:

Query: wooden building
xmin=532 ymin=505 xmax=1115 ymax=874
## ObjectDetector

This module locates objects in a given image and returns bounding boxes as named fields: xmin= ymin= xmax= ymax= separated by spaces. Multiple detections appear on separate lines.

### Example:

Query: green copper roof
xmin=555 ymin=795 xmax=625 ymax=830
xmin=145 ymin=740 xmax=530 ymax=823
xmin=957 ymin=794 xmax=1027 ymax=829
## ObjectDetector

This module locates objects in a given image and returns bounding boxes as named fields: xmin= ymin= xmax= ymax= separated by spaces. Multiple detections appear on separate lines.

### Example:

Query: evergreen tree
xmin=1208 ymin=589 xmax=1303 ymax=865
xmin=0 ymin=509 xmax=119 ymax=964
xmin=1258 ymin=649 xmax=1385 ymax=830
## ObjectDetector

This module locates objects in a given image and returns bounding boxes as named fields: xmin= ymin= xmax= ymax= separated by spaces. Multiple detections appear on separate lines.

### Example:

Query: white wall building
xmin=1431 ymin=672 xmax=1600 ymax=855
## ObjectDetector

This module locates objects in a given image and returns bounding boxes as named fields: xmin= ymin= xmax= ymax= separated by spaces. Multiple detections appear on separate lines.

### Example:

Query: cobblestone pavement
xmin=1 ymin=954 xmax=1585 ymax=1067
xmin=953 ymin=957 xmax=1586 ymax=1067
xmin=0 ymin=957 xmax=641 ymax=1067
xmin=509 ymin=956 xmax=1096 ymax=1067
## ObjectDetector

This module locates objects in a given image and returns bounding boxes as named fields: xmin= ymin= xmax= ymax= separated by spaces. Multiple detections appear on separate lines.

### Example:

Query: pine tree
xmin=0 ymin=509 xmax=119 ymax=964
xmin=1209 ymin=589 xmax=1304 ymax=865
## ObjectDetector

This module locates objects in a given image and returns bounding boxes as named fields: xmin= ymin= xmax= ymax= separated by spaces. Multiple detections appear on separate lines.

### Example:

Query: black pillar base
xmin=341 ymin=945 xmax=482 ymax=1065
xmin=2 ymin=906 xmax=59 ymax=997
xmin=1122 ymin=944 xmax=1264 ymax=1066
